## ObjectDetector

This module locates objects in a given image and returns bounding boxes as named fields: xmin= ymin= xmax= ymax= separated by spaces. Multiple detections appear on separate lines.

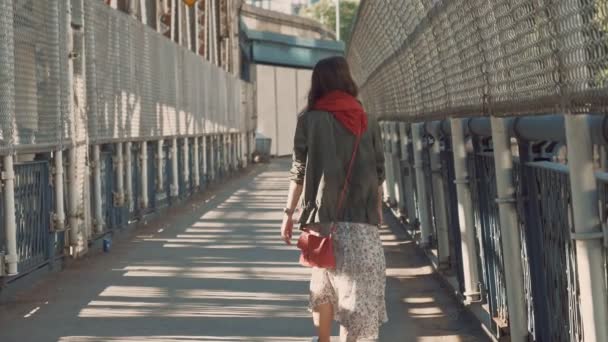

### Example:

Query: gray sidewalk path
xmin=0 ymin=159 xmax=487 ymax=342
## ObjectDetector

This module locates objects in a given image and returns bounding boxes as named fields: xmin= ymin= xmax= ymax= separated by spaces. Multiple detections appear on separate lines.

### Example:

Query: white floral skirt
xmin=309 ymin=222 xmax=388 ymax=339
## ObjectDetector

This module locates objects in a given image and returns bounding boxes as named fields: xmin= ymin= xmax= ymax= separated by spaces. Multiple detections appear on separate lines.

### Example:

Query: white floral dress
xmin=309 ymin=222 xmax=388 ymax=339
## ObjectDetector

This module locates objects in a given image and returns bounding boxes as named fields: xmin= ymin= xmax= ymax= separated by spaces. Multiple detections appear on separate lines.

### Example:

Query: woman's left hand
xmin=281 ymin=214 xmax=294 ymax=245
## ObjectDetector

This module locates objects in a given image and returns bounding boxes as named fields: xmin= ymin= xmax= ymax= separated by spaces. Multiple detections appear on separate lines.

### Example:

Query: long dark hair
xmin=306 ymin=56 xmax=358 ymax=111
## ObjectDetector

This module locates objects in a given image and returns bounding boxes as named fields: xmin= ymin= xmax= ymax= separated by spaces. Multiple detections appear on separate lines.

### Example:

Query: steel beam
xmin=490 ymin=116 xmax=527 ymax=341
xmin=412 ymin=123 xmax=432 ymax=246
xmin=565 ymin=113 xmax=608 ymax=342
xmin=450 ymin=118 xmax=482 ymax=303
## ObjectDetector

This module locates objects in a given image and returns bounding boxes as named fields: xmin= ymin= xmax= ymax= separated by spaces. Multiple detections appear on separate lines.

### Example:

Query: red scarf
xmin=313 ymin=90 xmax=368 ymax=136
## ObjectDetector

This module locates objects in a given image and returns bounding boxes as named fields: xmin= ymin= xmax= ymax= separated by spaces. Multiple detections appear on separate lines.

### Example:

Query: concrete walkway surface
xmin=0 ymin=159 xmax=488 ymax=342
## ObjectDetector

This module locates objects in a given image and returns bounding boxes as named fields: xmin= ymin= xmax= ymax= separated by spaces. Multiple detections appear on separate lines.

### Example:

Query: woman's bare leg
xmin=340 ymin=326 xmax=358 ymax=342
xmin=313 ymin=303 xmax=333 ymax=342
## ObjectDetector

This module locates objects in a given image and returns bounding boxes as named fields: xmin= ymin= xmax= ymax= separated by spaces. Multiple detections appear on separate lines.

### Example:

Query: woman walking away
xmin=280 ymin=56 xmax=388 ymax=342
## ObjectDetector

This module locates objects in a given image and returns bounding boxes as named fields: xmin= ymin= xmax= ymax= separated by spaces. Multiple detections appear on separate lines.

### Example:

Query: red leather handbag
xmin=296 ymin=136 xmax=361 ymax=269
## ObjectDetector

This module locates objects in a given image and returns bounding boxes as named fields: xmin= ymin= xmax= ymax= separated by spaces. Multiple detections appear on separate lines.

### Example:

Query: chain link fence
xmin=0 ymin=0 xmax=255 ymax=279
xmin=348 ymin=0 xmax=608 ymax=121
xmin=0 ymin=0 xmax=70 ymax=153
xmin=0 ymin=0 xmax=252 ymax=153
xmin=84 ymin=1 xmax=250 ymax=143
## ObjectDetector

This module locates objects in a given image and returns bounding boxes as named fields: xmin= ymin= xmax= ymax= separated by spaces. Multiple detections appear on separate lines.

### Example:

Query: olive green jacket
xmin=290 ymin=110 xmax=386 ymax=227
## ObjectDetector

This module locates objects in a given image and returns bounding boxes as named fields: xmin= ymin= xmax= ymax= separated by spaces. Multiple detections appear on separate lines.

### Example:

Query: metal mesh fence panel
xmin=348 ymin=0 xmax=608 ymax=121
xmin=0 ymin=0 xmax=16 ymax=153
xmin=83 ymin=0 xmax=249 ymax=143
xmin=0 ymin=0 xmax=69 ymax=152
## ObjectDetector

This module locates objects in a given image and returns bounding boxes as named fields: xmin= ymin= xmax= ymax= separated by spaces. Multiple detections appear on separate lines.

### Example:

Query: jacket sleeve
xmin=290 ymin=114 xmax=308 ymax=184
xmin=372 ymin=119 xmax=386 ymax=185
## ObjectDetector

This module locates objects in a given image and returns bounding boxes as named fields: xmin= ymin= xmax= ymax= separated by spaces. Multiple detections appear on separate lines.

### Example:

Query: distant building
xmin=240 ymin=2 xmax=343 ymax=156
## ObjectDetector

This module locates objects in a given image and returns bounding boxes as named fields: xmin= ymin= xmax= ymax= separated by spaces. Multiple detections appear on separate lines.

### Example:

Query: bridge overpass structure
xmin=0 ymin=1 xmax=606 ymax=342
xmin=240 ymin=3 xmax=344 ymax=156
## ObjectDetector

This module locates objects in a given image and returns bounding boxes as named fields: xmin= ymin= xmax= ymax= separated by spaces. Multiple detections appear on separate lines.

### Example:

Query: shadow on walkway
xmin=0 ymin=159 xmax=487 ymax=342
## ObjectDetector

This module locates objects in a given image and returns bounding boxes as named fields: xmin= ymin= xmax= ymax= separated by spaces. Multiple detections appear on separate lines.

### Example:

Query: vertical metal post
xmin=67 ymin=148 xmax=81 ymax=248
xmin=221 ymin=134 xmax=225 ymax=173
xmin=170 ymin=0 xmax=176 ymax=41
xmin=183 ymin=138 xmax=190 ymax=184
xmin=428 ymin=135 xmax=450 ymax=267
xmin=380 ymin=123 xmax=393 ymax=203
xmin=227 ymin=134 xmax=232 ymax=171
xmin=125 ymin=142 xmax=133 ymax=211
xmin=93 ymin=145 xmax=104 ymax=233
xmin=224 ymin=134 xmax=229 ymax=173
xmin=450 ymin=117 xmax=481 ymax=302
xmin=194 ymin=0 xmax=200 ymax=54
xmin=230 ymin=134 xmax=235 ymax=170
xmin=398 ymin=123 xmax=416 ymax=221
xmin=335 ymin=0 xmax=340 ymax=41
xmin=412 ymin=123 xmax=432 ymax=246
xmin=140 ymin=141 xmax=148 ymax=209
xmin=235 ymin=133 xmax=240 ymax=168
xmin=203 ymin=0 xmax=209 ymax=59
xmin=390 ymin=123 xmax=403 ymax=206
xmin=231 ymin=134 xmax=237 ymax=170
xmin=157 ymin=139 xmax=164 ymax=191
xmin=241 ymin=132 xmax=247 ymax=168
xmin=221 ymin=134 xmax=226 ymax=174
xmin=202 ymin=136 xmax=208 ymax=180
xmin=490 ymin=116 xmax=527 ymax=340
xmin=178 ymin=0 xmax=183 ymax=46
xmin=183 ymin=2 xmax=191 ymax=50
xmin=171 ymin=137 xmax=179 ymax=196
xmin=565 ymin=113 xmax=608 ymax=341
xmin=115 ymin=142 xmax=124 ymax=206
xmin=210 ymin=0 xmax=218 ymax=65
xmin=0 ymin=0 xmax=16 ymax=273
xmin=54 ymin=150 xmax=66 ymax=231
xmin=210 ymin=135 xmax=216 ymax=180
xmin=193 ymin=136 xmax=200 ymax=188
xmin=128 ymin=0 xmax=137 ymax=16
xmin=3 ymin=155 xmax=18 ymax=275
xmin=139 ymin=0 xmax=147 ymax=25
xmin=67 ymin=0 xmax=87 ymax=249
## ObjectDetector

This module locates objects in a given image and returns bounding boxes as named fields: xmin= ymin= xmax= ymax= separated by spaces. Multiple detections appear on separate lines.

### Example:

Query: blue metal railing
xmin=101 ymin=149 xmax=128 ymax=231
xmin=14 ymin=161 xmax=53 ymax=274
xmin=130 ymin=143 xmax=143 ymax=218
xmin=422 ymin=139 xmax=437 ymax=247
xmin=153 ymin=142 xmax=172 ymax=208
xmin=206 ymin=137 xmax=215 ymax=182
xmin=145 ymin=143 xmax=157 ymax=211
xmin=380 ymin=119 xmax=600 ymax=340
xmin=198 ymin=140 xmax=206 ymax=191
xmin=401 ymin=137 xmax=420 ymax=227
xmin=516 ymin=161 xmax=583 ymax=342
xmin=467 ymin=151 xmax=509 ymax=329
xmin=178 ymin=141 xmax=187 ymax=198
xmin=512 ymin=160 xmax=536 ymax=338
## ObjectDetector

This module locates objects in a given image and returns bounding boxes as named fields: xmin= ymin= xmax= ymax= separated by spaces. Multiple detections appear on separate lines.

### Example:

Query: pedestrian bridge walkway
xmin=0 ymin=159 xmax=485 ymax=342
xmin=2 ymin=1 xmax=608 ymax=341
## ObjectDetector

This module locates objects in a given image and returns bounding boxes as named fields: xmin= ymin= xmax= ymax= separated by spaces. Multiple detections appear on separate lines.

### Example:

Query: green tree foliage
xmin=299 ymin=0 xmax=360 ymax=43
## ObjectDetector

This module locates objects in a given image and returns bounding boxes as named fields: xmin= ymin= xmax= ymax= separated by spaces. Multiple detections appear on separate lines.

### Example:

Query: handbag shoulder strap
xmin=335 ymin=135 xmax=361 ymax=221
